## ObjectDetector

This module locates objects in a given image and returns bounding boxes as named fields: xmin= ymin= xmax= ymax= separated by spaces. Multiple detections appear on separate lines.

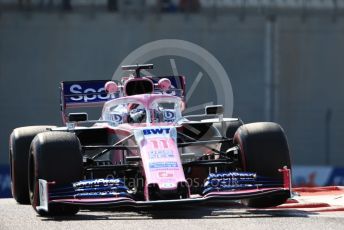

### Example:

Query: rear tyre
xmin=9 ymin=126 xmax=55 ymax=204
xmin=29 ymin=132 xmax=83 ymax=216
xmin=234 ymin=122 xmax=291 ymax=208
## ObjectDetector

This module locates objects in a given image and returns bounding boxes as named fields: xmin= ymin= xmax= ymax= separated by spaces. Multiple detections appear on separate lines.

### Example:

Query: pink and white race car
xmin=9 ymin=64 xmax=292 ymax=216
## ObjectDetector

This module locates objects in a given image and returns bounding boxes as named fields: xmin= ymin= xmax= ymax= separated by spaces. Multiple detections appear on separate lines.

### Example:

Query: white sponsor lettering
xmin=70 ymin=84 xmax=83 ymax=101
xmin=69 ymin=84 xmax=116 ymax=102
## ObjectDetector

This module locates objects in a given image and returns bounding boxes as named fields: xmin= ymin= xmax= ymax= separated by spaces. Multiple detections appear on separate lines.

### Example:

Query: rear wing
xmin=60 ymin=76 xmax=186 ymax=123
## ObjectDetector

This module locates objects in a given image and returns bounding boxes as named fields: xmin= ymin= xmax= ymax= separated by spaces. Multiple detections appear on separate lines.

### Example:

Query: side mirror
xmin=205 ymin=105 xmax=224 ymax=115
xmin=68 ymin=113 xmax=88 ymax=122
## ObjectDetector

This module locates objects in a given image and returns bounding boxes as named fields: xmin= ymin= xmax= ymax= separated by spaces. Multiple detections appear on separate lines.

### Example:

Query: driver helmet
xmin=128 ymin=104 xmax=146 ymax=123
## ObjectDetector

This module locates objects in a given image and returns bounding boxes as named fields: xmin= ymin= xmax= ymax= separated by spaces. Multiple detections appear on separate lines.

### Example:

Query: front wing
xmin=37 ymin=168 xmax=291 ymax=211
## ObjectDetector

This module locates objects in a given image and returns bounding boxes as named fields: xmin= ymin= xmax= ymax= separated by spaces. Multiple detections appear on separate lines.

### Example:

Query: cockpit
xmin=101 ymin=94 xmax=183 ymax=126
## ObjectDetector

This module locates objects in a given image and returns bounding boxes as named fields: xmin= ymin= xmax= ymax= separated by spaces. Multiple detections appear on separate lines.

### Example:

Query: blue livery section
xmin=329 ymin=168 xmax=344 ymax=185
xmin=61 ymin=80 xmax=119 ymax=108
xmin=0 ymin=165 xmax=11 ymax=198
xmin=202 ymin=172 xmax=277 ymax=195
xmin=163 ymin=109 xmax=176 ymax=122
xmin=143 ymin=128 xmax=170 ymax=135
xmin=149 ymin=162 xmax=178 ymax=169
xmin=60 ymin=76 xmax=185 ymax=109
xmin=48 ymin=178 xmax=132 ymax=200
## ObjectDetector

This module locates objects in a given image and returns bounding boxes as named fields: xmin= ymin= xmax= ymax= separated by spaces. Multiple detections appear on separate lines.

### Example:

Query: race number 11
xmin=149 ymin=139 xmax=169 ymax=149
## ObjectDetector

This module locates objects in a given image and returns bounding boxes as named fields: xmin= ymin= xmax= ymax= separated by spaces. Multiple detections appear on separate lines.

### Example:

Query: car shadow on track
xmin=40 ymin=202 xmax=316 ymax=221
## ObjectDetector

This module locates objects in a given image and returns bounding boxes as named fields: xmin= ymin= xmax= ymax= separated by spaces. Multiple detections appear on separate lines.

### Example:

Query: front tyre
xmin=9 ymin=126 xmax=55 ymax=204
xmin=29 ymin=132 xmax=83 ymax=216
xmin=234 ymin=122 xmax=291 ymax=208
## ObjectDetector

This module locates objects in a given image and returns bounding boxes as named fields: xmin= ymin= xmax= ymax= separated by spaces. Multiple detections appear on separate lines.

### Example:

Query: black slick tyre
xmin=28 ymin=131 xmax=83 ymax=216
xmin=9 ymin=126 xmax=55 ymax=204
xmin=234 ymin=122 xmax=291 ymax=208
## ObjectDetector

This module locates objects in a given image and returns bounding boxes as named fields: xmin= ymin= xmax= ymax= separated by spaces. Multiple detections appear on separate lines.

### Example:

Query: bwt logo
xmin=163 ymin=110 xmax=175 ymax=120
xmin=143 ymin=128 xmax=170 ymax=135
xmin=109 ymin=113 xmax=123 ymax=123
xmin=69 ymin=84 xmax=116 ymax=102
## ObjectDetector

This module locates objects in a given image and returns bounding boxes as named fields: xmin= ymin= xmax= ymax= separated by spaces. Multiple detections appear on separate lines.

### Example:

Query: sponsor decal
xmin=143 ymin=128 xmax=170 ymax=135
xmin=149 ymin=150 xmax=174 ymax=159
xmin=163 ymin=110 xmax=176 ymax=122
xmin=63 ymin=81 xmax=117 ymax=104
xmin=149 ymin=162 xmax=178 ymax=169
xmin=63 ymin=76 xmax=185 ymax=105
xmin=134 ymin=127 xmax=177 ymax=145
xmin=109 ymin=113 xmax=123 ymax=123
xmin=73 ymin=179 xmax=124 ymax=188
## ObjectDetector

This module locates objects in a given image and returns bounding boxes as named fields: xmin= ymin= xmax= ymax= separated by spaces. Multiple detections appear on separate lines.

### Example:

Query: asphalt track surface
xmin=0 ymin=199 xmax=343 ymax=230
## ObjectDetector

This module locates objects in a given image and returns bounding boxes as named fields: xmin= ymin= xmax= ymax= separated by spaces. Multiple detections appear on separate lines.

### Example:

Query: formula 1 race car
xmin=9 ymin=64 xmax=291 ymax=216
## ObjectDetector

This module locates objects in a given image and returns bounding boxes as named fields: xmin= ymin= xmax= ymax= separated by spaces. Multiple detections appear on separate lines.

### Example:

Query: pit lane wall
xmin=1 ymin=164 xmax=344 ymax=198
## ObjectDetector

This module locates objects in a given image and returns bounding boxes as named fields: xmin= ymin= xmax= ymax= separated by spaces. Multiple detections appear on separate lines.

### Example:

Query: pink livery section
xmin=134 ymin=127 xmax=189 ymax=200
